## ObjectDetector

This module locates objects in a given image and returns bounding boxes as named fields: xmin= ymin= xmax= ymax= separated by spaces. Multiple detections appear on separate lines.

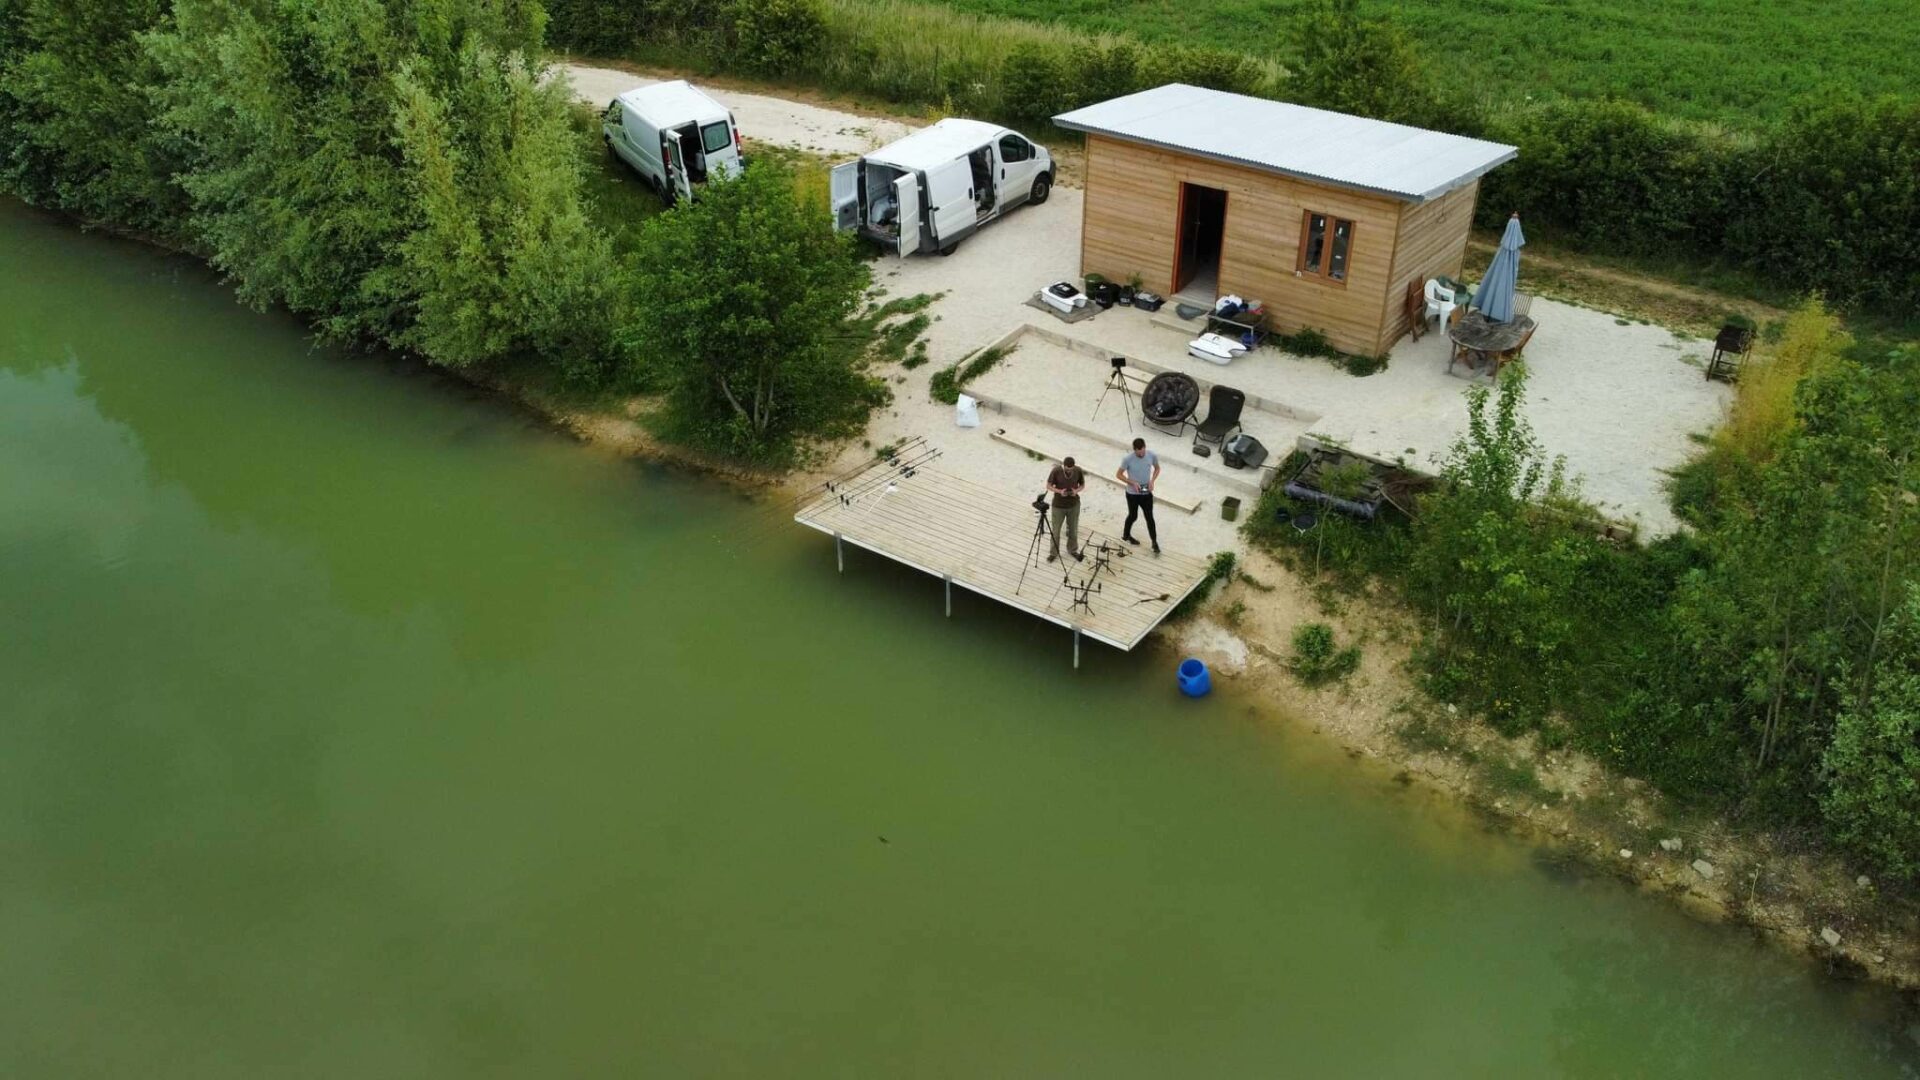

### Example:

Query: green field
xmin=925 ymin=0 xmax=1920 ymax=127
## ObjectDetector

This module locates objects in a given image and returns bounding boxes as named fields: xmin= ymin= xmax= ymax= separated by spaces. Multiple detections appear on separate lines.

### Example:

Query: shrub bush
xmin=724 ymin=0 xmax=824 ymax=75
xmin=621 ymin=162 xmax=882 ymax=461
xmin=1290 ymin=622 xmax=1361 ymax=686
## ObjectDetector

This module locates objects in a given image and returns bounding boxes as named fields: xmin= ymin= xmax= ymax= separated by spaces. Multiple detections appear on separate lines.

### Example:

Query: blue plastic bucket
xmin=1178 ymin=658 xmax=1211 ymax=698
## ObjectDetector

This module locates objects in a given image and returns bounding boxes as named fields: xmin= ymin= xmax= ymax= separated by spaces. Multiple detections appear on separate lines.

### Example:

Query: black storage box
xmin=1133 ymin=291 xmax=1164 ymax=312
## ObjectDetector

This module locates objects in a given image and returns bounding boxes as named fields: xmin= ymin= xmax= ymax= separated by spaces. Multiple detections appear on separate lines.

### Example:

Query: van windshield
xmin=701 ymin=122 xmax=732 ymax=155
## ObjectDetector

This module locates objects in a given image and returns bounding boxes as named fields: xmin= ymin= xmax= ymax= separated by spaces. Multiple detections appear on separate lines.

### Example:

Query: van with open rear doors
xmin=602 ymin=81 xmax=743 ymax=205
xmin=831 ymin=119 xmax=1053 ymax=256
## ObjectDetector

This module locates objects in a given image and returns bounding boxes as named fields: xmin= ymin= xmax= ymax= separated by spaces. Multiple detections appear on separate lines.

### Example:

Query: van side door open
xmin=663 ymin=138 xmax=692 ymax=203
xmin=892 ymin=173 xmax=921 ymax=256
xmin=830 ymin=161 xmax=860 ymax=232
xmin=924 ymin=158 xmax=975 ymax=249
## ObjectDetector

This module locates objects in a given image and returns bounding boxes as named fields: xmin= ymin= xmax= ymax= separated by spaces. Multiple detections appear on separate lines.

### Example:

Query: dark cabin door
xmin=1174 ymin=182 xmax=1228 ymax=295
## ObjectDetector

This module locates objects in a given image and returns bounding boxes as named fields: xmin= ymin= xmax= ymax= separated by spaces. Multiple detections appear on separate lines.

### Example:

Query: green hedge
xmin=1479 ymin=94 xmax=1920 ymax=313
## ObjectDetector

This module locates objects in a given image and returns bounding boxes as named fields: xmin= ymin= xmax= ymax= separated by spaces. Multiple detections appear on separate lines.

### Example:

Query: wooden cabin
xmin=1054 ymin=85 xmax=1516 ymax=356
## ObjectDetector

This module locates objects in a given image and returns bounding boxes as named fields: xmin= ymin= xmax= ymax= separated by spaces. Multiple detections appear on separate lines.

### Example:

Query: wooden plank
xmin=795 ymin=465 xmax=1212 ymax=650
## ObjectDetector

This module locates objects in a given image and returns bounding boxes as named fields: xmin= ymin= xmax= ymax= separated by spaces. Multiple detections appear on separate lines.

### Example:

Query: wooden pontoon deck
xmin=795 ymin=461 xmax=1213 ymax=662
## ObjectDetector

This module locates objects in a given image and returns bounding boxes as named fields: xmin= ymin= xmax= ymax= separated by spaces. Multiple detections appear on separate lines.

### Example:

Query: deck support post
xmin=835 ymin=532 xmax=843 ymax=573
xmin=1073 ymin=627 xmax=1081 ymax=669
xmin=944 ymin=575 xmax=952 ymax=617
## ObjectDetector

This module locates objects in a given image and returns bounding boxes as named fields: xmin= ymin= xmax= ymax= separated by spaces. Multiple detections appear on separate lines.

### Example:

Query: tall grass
xmin=812 ymin=0 xmax=1077 ymax=113
xmin=1719 ymin=298 xmax=1850 ymax=464
xmin=557 ymin=0 xmax=1281 ymax=134
xmin=928 ymin=0 xmax=1920 ymax=129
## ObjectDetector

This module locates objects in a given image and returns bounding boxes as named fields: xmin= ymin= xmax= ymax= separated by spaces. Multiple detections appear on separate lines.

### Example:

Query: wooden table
xmin=1448 ymin=310 xmax=1536 ymax=377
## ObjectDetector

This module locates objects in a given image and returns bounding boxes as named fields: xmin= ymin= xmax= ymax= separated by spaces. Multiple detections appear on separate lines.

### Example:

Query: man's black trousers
xmin=1124 ymin=491 xmax=1158 ymax=543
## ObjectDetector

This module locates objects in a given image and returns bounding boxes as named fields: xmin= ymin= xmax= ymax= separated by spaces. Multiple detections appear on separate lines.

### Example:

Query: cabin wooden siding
xmin=1378 ymin=179 xmax=1481 ymax=349
xmin=1079 ymin=134 xmax=1483 ymax=356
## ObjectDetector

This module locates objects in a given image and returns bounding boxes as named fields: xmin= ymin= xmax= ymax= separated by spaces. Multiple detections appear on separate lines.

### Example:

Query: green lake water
xmin=2 ymin=198 xmax=1916 ymax=1077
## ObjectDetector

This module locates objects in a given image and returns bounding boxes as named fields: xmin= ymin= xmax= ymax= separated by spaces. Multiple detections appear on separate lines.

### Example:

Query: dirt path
xmin=1465 ymin=237 xmax=1790 ymax=336
xmin=561 ymin=60 xmax=916 ymax=158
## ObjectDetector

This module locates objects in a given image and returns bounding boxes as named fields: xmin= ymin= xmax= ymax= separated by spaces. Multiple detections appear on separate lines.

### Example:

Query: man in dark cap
xmin=1045 ymin=456 xmax=1085 ymax=562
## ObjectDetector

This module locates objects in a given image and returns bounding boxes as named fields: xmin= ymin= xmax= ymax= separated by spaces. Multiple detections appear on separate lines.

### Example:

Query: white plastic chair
xmin=1423 ymin=278 xmax=1456 ymax=333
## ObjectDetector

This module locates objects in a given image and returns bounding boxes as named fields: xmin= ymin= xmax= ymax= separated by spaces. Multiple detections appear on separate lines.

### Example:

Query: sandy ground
xmin=1043 ymin=300 xmax=1730 ymax=536
xmin=562 ymin=62 xmax=915 ymax=157
xmin=848 ymin=189 xmax=1729 ymax=540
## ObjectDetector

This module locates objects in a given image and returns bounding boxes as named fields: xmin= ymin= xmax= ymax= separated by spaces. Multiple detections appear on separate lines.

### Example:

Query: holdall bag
xmin=1222 ymin=433 xmax=1268 ymax=470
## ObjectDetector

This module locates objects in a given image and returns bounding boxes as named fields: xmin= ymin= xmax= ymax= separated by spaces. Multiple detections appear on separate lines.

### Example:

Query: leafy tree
xmin=1673 ymin=333 xmax=1920 ymax=815
xmin=997 ymin=41 xmax=1074 ymax=127
xmin=1405 ymin=366 xmax=1593 ymax=729
xmin=382 ymin=45 xmax=618 ymax=377
xmin=1820 ymin=584 xmax=1920 ymax=883
xmin=0 ymin=0 xmax=182 ymax=229
xmin=147 ymin=0 xmax=612 ymax=373
xmin=1283 ymin=0 xmax=1435 ymax=125
xmin=619 ymin=163 xmax=880 ymax=461
xmin=724 ymin=0 xmax=822 ymax=75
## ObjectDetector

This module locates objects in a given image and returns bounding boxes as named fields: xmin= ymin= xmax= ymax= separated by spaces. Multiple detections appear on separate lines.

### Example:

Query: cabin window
xmin=1297 ymin=210 xmax=1355 ymax=284
xmin=605 ymin=101 xmax=623 ymax=124
xmin=998 ymin=134 xmax=1033 ymax=163
xmin=701 ymin=121 xmax=732 ymax=155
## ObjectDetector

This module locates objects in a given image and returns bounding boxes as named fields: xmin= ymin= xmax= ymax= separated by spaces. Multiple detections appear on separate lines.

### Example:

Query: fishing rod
xmin=820 ymin=451 xmax=941 ymax=513
xmin=834 ymin=447 xmax=942 ymax=506
xmin=824 ymin=436 xmax=926 ymax=494
xmin=752 ymin=435 xmax=928 ymax=522
xmin=731 ymin=436 xmax=930 ymax=547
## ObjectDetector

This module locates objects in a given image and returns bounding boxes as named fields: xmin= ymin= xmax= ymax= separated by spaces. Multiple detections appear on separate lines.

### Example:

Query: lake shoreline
xmin=517 ymin=354 xmax=1920 ymax=997
xmin=22 ymin=194 xmax=1919 ymax=1002
xmin=1166 ymin=547 xmax=1920 ymax=997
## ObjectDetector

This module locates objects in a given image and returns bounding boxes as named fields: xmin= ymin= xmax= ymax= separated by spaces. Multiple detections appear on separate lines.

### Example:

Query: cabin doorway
xmin=1173 ymin=182 xmax=1227 ymax=299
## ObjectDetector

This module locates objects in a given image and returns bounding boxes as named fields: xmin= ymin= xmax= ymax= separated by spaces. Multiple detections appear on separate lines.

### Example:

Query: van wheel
xmin=1030 ymin=174 xmax=1052 ymax=205
xmin=940 ymin=242 xmax=959 ymax=257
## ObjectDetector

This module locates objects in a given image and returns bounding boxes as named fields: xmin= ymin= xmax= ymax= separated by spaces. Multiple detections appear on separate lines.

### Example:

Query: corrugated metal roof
xmin=1054 ymin=84 xmax=1515 ymax=203
xmin=865 ymin=118 xmax=1005 ymax=171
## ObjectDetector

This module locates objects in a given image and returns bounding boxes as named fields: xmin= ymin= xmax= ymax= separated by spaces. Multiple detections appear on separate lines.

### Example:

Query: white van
xmin=831 ymin=119 xmax=1053 ymax=256
xmin=602 ymin=80 xmax=744 ymax=205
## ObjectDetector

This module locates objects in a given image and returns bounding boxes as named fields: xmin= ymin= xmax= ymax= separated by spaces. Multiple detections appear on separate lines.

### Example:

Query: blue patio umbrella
xmin=1472 ymin=213 xmax=1526 ymax=323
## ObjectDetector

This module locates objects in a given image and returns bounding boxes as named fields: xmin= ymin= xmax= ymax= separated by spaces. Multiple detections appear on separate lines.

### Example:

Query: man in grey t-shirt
xmin=1116 ymin=438 xmax=1161 ymax=553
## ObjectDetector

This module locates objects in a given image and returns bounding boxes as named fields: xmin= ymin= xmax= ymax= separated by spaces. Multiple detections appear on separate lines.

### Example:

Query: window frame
xmin=1296 ymin=209 xmax=1356 ymax=287
xmin=700 ymin=121 xmax=733 ymax=155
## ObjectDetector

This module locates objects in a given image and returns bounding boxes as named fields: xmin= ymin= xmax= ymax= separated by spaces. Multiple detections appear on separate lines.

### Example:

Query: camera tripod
xmin=1090 ymin=356 xmax=1134 ymax=432
xmin=1015 ymin=493 xmax=1053 ymax=595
